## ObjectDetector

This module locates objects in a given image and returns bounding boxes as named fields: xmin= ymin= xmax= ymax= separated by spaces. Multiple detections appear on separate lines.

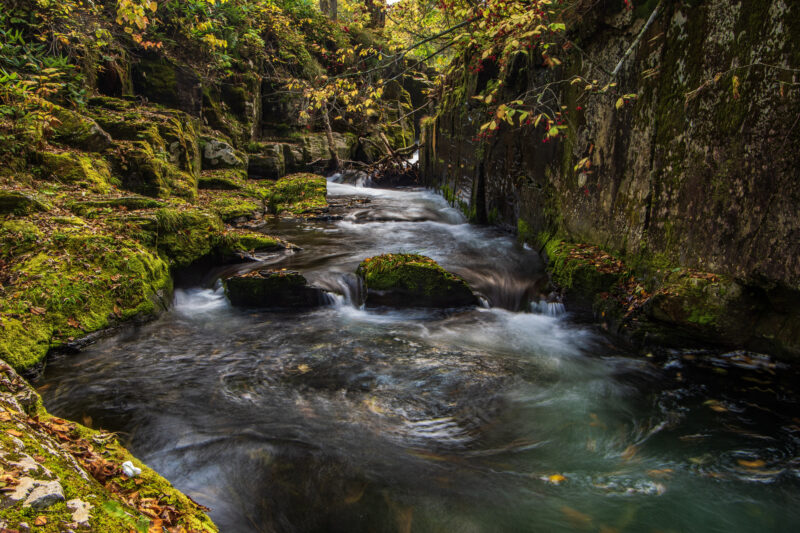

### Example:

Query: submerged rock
xmin=357 ymin=254 xmax=477 ymax=308
xmin=224 ymin=270 xmax=326 ymax=308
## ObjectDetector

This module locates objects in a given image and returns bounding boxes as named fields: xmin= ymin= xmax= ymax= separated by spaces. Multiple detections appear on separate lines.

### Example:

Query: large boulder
xmin=357 ymin=254 xmax=478 ymax=308
xmin=224 ymin=270 xmax=326 ymax=308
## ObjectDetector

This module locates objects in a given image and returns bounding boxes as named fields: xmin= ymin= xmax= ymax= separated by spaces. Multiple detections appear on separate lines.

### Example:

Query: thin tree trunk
xmin=321 ymin=103 xmax=342 ymax=171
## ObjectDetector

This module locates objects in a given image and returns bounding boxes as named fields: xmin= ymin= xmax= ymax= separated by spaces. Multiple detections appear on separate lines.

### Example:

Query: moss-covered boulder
xmin=36 ymin=151 xmax=115 ymax=193
xmin=0 ymin=225 xmax=171 ymax=370
xmin=0 ymin=191 xmax=50 ymax=215
xmin=224 ymin=270 xmax=326 ymax=308
xmin=198 ymin=170 xmax=245 ymax=190
xmin=50 ymin=104 xmax=113 ymax=152
xmin=266 ymin=173 xmax=327 ymax=215
xmin=206 ymin=195 xmax=261 ymax=223
xmin=357 ymin=254 xmax=478 ymax=308
xmin=153 ymin=207 xmax=224 ymax=268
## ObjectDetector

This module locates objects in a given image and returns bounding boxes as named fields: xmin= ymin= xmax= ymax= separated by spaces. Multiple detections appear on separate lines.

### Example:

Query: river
xmin=39 ymin=178 xmax=800 ymax=532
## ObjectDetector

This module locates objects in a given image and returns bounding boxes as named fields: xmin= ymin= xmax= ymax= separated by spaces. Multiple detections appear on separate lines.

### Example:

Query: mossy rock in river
xmin=224 ymin=270 xmax=326 ymax=308
xmin=357 ymin=253 xmax=478 ymax=308
xmin=267 ymin=173 xmax=327 ymax=215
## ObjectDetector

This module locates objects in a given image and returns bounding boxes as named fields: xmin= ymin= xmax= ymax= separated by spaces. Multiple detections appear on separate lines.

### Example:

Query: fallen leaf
xmin=737 ymin=459 xmax=766 ymax=469
xmin=6 ymin=429 xmax=22 ymax=437
xmin=547 ymin=474 xmax=567 ymax=484
xmin=34 ymin=515 xmax=47 ymax=526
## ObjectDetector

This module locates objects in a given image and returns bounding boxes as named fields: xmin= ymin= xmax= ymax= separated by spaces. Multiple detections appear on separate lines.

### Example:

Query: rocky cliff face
xmin=422 ymin=0 xmax=800 ymax=355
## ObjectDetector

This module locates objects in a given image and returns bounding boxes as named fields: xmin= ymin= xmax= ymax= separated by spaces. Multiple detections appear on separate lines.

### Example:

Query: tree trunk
xmin=321 ymin=103 xmax=342 ymax=171
xmin=319 ymin=0 xmax=337 ymax=20
xmin=365 ymin=0 xmax=385 ymax=28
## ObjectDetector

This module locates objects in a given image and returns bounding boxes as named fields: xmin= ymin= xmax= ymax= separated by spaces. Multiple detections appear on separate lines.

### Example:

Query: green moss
xmin=198 ymin=170 xmax=246 ymax=190
xmin=154 ymin=207 xmax=224 ymax=268
xmin=208 ymin=196 xmax=261 ymax=222
xmin=37 ymin=151 xmax=115 ymax=192
xmin=0 ymin=191 xmax=50 ymax=215
xmin=0 ymin=227 xmax=171 ymax=370
xmin=218 ymin=230 xmax=283 ymax=255
xmin=69 ymin=196 xmax=165 ymax=217
xmin=267 ymin=173 xmax=327 ymax=215
xmin=50 ymin=104 xmax=112 ymax=152
xmin=356 ymin=253 xmax=476 ymax=308
xmin=544 ymin=240 xmax=627 ymax=294
xmin=517 ymin=218 xmax=534 ymax=243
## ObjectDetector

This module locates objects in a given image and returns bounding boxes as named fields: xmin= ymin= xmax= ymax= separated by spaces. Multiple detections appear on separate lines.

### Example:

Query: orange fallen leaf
xmin=737 ymin=459 xmax=766 ymax=469
xmin=34 ymin=515 xmax=47 ymax=526
xmin=547 ymin=474 xmax=567 ymax=485
xmin=6 ymin=429 xmax=22 ymax=437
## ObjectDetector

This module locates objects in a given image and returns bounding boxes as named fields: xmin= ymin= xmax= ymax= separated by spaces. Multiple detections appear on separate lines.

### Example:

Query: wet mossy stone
xmin=356 ymin=253 xmax=477 ymax=308
xmin=224 ymin=270 xmax=326 ymax=308
xmin=0 ymin=191 xmax=50 ymax=215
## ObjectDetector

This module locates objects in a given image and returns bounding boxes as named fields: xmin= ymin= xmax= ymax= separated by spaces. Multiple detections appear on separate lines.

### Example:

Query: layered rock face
xmin=422 ymin=1 xmax=800 ymax=356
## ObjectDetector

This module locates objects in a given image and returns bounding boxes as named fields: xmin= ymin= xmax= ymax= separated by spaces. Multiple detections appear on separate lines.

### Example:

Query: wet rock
xmin=0 ymin=191 xmax=50 ymax=215
xmin=357 ymin=254 xmax=478 ymax=308
xmin=24 ymin=480 xmax=65 ymax=509
xmin=202 ymin=138 xmax=246 ymax=169
xmin=224 ymin=270 xmax=327 ymax=308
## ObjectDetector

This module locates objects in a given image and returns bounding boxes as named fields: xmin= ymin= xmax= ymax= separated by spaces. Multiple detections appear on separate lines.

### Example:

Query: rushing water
xmin=40 ymin=179 xmax=800 ymax=532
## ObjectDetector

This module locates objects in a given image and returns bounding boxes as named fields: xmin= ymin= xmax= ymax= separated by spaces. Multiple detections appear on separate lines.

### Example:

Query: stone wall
xmin=422 ymin=0 xmax=800 ymax=292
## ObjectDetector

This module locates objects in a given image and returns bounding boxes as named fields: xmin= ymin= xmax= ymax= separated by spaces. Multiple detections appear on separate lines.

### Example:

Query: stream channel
xmin=39 ymin=177 xmax=800 ymax=532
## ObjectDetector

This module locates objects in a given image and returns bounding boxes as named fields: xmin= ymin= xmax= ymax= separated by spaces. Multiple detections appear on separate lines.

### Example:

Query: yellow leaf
xmin=615 ymin=97 xmax=625 ymax=110
xmin=547 ymin=474 xmax=566 ymax=484
xmin=489 ymin=120 xmax=498 ymax=131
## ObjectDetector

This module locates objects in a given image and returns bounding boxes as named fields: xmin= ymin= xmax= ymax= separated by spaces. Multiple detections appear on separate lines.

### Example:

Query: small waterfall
xmin=313 ymin=272 xmax=365 ymax=308
xmin=530 ymin=299 xmax=567 ymax=317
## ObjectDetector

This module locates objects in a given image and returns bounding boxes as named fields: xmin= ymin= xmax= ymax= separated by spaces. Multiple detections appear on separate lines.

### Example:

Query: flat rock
xmin=357 ymin=254 xmax=478 ymax=308
xmin=24 ymin=480 xmax=65 ymax=509
xmin=224 ymin=270 xmax=327 ymax=309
